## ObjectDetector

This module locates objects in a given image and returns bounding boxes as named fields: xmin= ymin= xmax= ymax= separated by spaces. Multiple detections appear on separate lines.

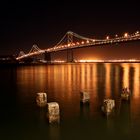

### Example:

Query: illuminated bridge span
xmin=16 ymin=31 xmax=140 ymax=61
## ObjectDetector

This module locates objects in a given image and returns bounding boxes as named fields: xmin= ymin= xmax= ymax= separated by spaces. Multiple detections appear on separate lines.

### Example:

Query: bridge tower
xmin=44 ymin=51 xmax=51 ymax=62
xmin=67 ymin=31 xmax=74 ymax=62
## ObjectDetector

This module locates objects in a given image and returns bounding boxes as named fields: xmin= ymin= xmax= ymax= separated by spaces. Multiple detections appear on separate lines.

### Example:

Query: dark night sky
xmin=0 ymin=0 xmax=140 ymax=58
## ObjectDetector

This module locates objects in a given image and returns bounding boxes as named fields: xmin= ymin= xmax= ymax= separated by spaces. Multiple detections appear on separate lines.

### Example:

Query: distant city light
xmin=77 ymin=59 xmax=138 ymax=63
xmin=52 ymin=60 xmax=66 ymax=63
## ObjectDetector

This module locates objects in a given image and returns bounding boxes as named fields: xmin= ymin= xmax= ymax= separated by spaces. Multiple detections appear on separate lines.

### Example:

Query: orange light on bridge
xmin=68 ymin=44 xmax=70 ymax=47
xmin=86 ymin=40 xmax=89 ymax=43
xmin=106 ymin=36 xmax=109 ymax=40
xmin=81 ymin=41 xmax=84 ymax=44
xmin=124 ymin=33 xmax=128 ymax=38
xmin=76 ymin=42 xmax=80 ymax=45
xmin=135 ymin=31 xmax=139 ymax=35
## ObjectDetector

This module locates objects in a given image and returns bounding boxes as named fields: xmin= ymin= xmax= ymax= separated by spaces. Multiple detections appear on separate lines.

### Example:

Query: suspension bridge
xmin=16 ymin=31 xmax=140 ymax=62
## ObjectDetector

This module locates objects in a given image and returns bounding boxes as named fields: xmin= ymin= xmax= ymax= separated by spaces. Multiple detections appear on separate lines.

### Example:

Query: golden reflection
xmin=92 ymin=63 xmax=98 ymax=95
xmin=15 ymin=63 xmax=140 ymax=121
xmin=53 ymin=65 xmax=59 ymax=97
xmin=37 ymin=66 xmax=47 ymax=90
xmin=47 ymin=65 xmax=52 ymax=89
xmin=72 ymin=65 xmax=78 ymax=90
xmin=86 ymin=64 xmax=90 ymax=90
xmin=104 ymin=63 xmax=111 ymax=98
xmin=52 ymin=65 xmax=71 ymax=100
xmin=60 ymin=65 xmax=65 ymax=96
xmin=81 ymin=64 xmax=86 ymax=90
xmin=17 ymin=67 xmax=32 ymax=84
xmin=67 ymin=64 xmax=72 ymax=99
xmin=131 ymin=64 xmax=140 ymax=124
xmin=16 ymin=66 xmax=48 ymax=93
xmin=132 ymin=64 xmax=140 ymax=98
xmin=121 ymin=63 xmax=130 ymax=88
xmin=76 ymin=64 xmax=80 ymax=89
xmin=72 ymin=65 xmax=76 ymax=90
xmin=90 ymin=63 xmax=98 ymax=117
xmin=114 ymin=65 xmax=120 ymax=96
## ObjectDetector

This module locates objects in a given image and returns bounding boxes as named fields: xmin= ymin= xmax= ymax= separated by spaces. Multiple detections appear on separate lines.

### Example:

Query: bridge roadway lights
xmin=45 ymin=51 xmax=51 ymax=62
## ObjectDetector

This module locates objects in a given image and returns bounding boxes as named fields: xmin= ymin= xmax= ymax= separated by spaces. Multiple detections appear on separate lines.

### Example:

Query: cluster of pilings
xmin=80 ymin=89 xmax=131 ymax=116
xmin=36 ymin=88 xmax=131 ymax=124
xmin=80 ymin=91 xmax=115 ymax=115
xmin=36 ymin=93 xmax=60 ymax=124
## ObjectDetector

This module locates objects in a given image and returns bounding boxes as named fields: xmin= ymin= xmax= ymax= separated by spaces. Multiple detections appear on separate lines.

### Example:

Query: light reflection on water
xmin=1 ymin=63 xmax=140 ymax=139
xmin=15 ymin=63 xmax=140 ymax=120
xmin=104 ymin=63 xmax=111 ymax=98
xmin=17 ymin=63 xmax=140 ymax=116
xmin=121 ymin=63 xmax=130 ymax=88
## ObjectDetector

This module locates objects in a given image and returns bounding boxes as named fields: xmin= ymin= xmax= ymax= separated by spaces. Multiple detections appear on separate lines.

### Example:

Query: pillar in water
xmin=102 ymin=99 xmax=115 ymax=114
xmin=80 ymin=91 xmax=90 ymax=103
xmin=36 ymin=92 xmax=47 ymax=107
xmin=47 ymin=102 xmax=60 ymax=124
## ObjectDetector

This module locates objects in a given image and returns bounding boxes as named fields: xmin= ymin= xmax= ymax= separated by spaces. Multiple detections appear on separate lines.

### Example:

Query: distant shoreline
xmin=0 ymin=61 xmax=140 ymax=67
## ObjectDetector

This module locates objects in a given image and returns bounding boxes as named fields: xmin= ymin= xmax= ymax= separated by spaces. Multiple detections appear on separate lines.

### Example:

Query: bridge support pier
xmin=67 ymin=49 xmax=74 ymax=62
xmin=44 ymin=52 xmax=51 ymax=62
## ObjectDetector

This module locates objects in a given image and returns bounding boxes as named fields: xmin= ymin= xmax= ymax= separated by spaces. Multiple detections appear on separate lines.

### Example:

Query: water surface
xmin=0 ymin=63 xmax=140 ymax=140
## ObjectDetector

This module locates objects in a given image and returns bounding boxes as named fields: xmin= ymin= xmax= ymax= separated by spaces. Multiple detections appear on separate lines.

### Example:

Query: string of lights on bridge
xmin=16 ymin=31 xmax=140 ymax=61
